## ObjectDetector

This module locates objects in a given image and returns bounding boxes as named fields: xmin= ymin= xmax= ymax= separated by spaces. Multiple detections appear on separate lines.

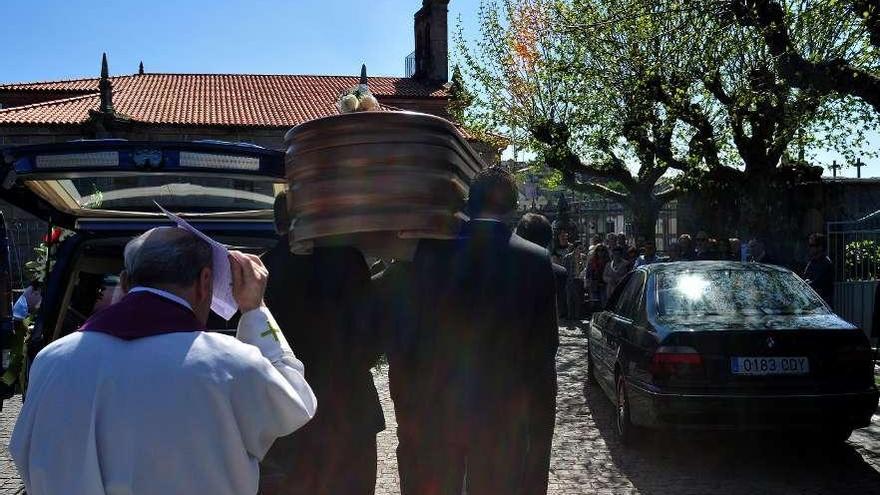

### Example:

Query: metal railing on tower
xmin=405 ymin=52 xmax=416 ymax=78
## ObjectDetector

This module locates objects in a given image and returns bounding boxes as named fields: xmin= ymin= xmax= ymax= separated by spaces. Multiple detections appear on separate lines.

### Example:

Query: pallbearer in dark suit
xmin=261 ymin=192 xmax=385 ymax=495
xmin=514 ymin=213 xmax=561 ymax=495
xmin=371 ymin=258 xmax=421 ymax=492
xmin=517 ymin=213 xmax=567 ymax=322
xmin=380 ymin=168 xmax=558 ymax=495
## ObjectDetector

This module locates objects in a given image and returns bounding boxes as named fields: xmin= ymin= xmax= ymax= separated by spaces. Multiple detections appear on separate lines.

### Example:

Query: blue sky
xmin=0 ymin=0 xmax=483 ymax=79
xmin=0 ymin=0 xmax=876 ymax=176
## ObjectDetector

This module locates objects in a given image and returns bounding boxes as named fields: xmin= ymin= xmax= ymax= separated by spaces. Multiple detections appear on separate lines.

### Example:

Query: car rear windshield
xmin=655 ymin=269 xmax=828 ymax=317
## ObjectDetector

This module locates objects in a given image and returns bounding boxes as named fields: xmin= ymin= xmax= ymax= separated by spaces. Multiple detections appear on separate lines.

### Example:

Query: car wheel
xmin=586 ymin=344 xmax=598 ymax=385
xmin=615 ymin=373 xmax=635 ymax=445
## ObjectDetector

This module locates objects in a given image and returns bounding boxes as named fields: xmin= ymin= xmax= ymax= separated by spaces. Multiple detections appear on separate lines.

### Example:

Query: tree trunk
xmin=628 ymin=199 xmax=661 ymax=247
xmin=735 ymin=185 xmax=759 ymax=241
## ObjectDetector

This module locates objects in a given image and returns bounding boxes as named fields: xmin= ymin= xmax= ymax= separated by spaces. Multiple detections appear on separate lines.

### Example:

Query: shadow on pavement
xmin=583 ymin=382 xmax=880 ymax=494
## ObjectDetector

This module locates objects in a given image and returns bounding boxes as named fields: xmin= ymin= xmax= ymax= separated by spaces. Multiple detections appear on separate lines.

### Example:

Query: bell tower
xmin=413 ymin=0 xmax=449 ymax=83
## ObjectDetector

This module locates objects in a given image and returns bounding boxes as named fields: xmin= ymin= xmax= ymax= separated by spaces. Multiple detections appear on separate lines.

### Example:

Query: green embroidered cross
xmin=260 ymin=321 xmax=280 ymax=342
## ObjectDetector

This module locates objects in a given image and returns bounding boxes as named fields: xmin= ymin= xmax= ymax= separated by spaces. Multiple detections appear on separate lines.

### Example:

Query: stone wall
xmin=676 ymin=179 xmax=880 ymax=270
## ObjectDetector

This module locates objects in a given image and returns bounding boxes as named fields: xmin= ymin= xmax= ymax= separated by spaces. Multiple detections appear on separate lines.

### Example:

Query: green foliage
xmin=455 ymin=0 xmax=690 ymax=240
xmin=541 ymin=168 xmax=564 ymax=190
xmin=844 ymin=239 xmax=880 ymax=281
xmin=23 ymin=244 xmax=49 ymax=283
xmin=512 ymin=163 xmax=564 ymax=189
xmin=729 ymin=0 xmax=880 ymax=113
xmin=455 ymin=0 xmax=595 ymax=157
xmin=82 ymin=182 xmax=104 ymax=209
xmin=23 ymin=228 xmax=72 ymax=283
xmin=447 ymin=65 xmax=475 ymax=123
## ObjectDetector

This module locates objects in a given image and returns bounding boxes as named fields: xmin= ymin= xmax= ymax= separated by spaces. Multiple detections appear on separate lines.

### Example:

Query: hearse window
xmin=54 ymin=176 xmax=276 ymax=213
xmin=59 ymin=272 xmax=117 ymax=337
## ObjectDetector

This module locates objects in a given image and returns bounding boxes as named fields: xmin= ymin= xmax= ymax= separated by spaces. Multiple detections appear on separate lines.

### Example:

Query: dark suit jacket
xmin=412 ymin=221 xmax=558 ymax=432
xmin=553 ymin=263 xmax=567 ymax=314
xmin=804 ymin=255 xmax=834 ymax=306
xmin=263 ymin=239 xmax=385 ymax=436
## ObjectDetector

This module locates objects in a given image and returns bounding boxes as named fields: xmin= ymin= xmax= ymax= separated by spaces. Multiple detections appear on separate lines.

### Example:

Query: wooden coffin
xmin=283 ymin=111 xmax=484 ymax=258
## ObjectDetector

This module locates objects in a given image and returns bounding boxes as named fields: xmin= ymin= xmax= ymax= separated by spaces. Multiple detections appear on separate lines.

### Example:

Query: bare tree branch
xmin=649 ymin=78 xmax=723 ymax=169
xmin=529 ymin=119 xmax=638 ymax=189
xmin=655 ymin=185 xmax=682 ymax=204
xmin=559 ymin=170 xmax=630 ymax=203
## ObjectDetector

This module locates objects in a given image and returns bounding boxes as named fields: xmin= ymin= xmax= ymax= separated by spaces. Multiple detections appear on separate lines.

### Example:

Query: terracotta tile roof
xmin=0 ymin=93 xmax=100 ymax=125
xmin=0 ymin=73 xmax=448 ymax=127
xmin=0 ymin=76 xmax=131 ymax=93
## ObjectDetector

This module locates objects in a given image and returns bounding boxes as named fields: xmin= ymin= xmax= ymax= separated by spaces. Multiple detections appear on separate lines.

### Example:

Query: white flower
xmin=358 ymin=94 xmax=379 ymax=111
xmin=339 ymin=94 xmax=360 ymax=113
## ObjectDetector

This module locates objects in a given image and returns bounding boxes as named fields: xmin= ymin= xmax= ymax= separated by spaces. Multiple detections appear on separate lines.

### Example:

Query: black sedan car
xmin=588 ymin=261 xmax=878 ymax=444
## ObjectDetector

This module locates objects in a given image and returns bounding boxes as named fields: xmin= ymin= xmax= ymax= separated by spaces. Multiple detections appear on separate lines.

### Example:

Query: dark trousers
xmin=523 ymin=373 xmax=557 ymax=495
xmin=397 ymin=410 xmax=527 ymax=495
xmin=557 ymin=288 xmax=569 ymax=320
xmin=260 ymin=422 xmax=377 ymax=495
xmin=566 ymin=279 xmax=584 ymax=320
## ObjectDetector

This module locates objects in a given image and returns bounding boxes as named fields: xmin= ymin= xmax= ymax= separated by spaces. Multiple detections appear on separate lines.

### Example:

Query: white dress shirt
xmin=128 ymin=285 xmax=194 ymax=309
xmin=10 ymin=292 xmax=317 ymax=495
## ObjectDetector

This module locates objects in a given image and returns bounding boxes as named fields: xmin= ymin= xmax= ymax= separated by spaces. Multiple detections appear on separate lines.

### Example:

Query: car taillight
xmin=837 ymin=343 xmax=871 ymax=360
xmin=650 ymin=346 xmax=704 ymax=378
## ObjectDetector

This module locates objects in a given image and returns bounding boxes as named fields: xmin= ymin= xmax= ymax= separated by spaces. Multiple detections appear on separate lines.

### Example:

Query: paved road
xmin=2 ymin=324 xmax=880 ymax=494
xmin=0 ymin=398 xmax=22 ymax=495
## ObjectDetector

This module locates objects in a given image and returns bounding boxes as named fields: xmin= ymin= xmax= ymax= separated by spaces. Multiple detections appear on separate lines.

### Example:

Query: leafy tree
xmin=447 ymin=65 xmax=474 ymax=123
xmin=844 ymin=239 xmax=880 ymax=280
xmin=457 ymin=0 xmax=706 ymax=239
xmin=457 ymin=0 xmax=876 ymax=241
xmin=650 ymin=0 xmax=878 ymax=237
xmin=730 ymin=0 xmax=880 ymax=113
xmin=447 ymin=63 xmax=510 ymax=155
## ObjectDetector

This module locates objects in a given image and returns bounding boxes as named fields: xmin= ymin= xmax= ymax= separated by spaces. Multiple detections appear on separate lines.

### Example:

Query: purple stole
xmin=80 ymin=291 xmax=206 ymax=340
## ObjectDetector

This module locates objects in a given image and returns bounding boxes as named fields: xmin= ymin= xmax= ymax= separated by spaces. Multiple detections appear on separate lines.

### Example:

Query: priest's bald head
xmin=122 ymin=227 xmax=214 ymax=323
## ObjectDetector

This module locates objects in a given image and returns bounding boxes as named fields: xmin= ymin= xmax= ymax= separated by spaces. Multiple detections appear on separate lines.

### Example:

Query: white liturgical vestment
xmin=10 ymin=292 xmax=317 ymax=495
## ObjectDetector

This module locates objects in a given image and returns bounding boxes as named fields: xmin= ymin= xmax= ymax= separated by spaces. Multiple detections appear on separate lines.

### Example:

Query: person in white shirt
xmin=603 ymin=245 xmax=631 ymax=298
xmin=10 ymin=227 xmax=317 ymax=495
xmin=12 ymin=280 xmax=41 ymax=321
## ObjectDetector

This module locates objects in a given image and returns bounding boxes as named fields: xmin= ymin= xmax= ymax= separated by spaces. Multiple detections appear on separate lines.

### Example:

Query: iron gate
xmin=827 ymin=209 xmax=880 ymax=339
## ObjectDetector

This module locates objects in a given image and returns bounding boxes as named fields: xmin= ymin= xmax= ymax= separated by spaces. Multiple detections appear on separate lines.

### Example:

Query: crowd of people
xmin=542 ymin=229 xmax=835 ymax=320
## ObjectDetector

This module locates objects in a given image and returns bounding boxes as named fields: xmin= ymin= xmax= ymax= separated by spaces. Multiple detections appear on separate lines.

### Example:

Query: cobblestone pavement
xmin=2 ymin=324 xmax=880 ymax=494
xmin=376 ymin=324 xmax=880 ymax=495
xmin=0 ymin=398 xmax=23 ymax=494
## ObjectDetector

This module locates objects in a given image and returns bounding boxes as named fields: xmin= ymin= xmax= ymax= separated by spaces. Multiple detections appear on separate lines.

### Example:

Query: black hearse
xmin=0 ymin=140 xmax=287 ymax=400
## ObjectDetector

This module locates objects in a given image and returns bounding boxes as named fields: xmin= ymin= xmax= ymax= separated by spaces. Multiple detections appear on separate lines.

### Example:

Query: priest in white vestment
xmin=10 ymin=227 xmax=317 ymax=495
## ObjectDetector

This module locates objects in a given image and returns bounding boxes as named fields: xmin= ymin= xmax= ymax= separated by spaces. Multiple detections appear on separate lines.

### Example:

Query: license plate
xmin=731 ymin=357 xmax=809 ymax=376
